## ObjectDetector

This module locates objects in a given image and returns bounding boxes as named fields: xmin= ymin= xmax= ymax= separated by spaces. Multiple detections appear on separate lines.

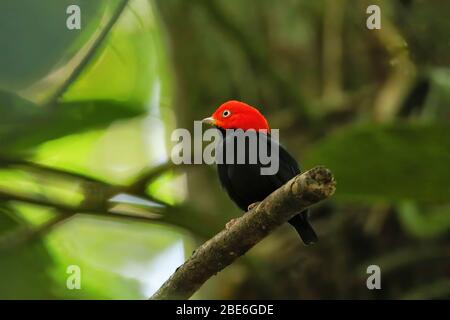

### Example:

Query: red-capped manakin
xmin=202 ymin=100 xmax=318 ymax=245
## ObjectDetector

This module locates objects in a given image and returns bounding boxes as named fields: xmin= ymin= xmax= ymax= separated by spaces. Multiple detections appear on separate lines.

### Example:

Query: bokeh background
xmin=0 ymin=0 xmax=449 ymax=299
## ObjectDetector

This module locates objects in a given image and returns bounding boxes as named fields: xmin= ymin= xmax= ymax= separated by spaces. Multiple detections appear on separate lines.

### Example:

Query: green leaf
xmin=0 ymin=203 xmax=21 ymax=233
xmin=422 ymin=68 xmax=450 ymax=120
xmin=46 ymin=215 xmax=186 ymax=299
xmin=397 ymin=201 xmax=450 ymax=238
xmin=62 ymin=0 xmax=172 ymax=108
xmin=0 ymin=90 xmax=143 ymax=153
xmin=0 ymin=0 xmax=108 ymax=91
xmin=304 ymin=123 xmax=450 ymax=203
xmin=0 ymin=240 xmax=57 ymax=299
xmin=0 ymin=91 xmax=40 ymax=137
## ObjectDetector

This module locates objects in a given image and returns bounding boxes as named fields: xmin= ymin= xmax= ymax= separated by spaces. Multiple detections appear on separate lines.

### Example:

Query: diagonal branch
xmin=0 ymin=157 xmax=110 ymax=185
xmin=46 ymin=0 xmax=130 ymax=107
xmin=124 ymin=161 xmax=177 ymax=195
xmin=150 ymin=166 xmax=336 ymax=300
xmin=0 ymin=211 xmax=70 ymax=253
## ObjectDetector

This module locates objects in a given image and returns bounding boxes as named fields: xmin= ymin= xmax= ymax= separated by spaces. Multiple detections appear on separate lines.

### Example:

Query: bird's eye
xmin=222 ymin=110 xmax=231 ymax=118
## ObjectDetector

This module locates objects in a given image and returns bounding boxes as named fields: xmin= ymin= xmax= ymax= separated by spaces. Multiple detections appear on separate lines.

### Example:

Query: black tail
xmin=288 ymin=211 xmax=318 ymax=245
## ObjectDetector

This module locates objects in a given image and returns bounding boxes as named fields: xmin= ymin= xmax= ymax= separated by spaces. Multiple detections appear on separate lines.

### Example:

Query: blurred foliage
xmin=0 ymin=0 xmax=106 ymax=91
xmin=0 ymin=0 xmax=449 ymax=299
xmin=305 ymin=123 xmax=450 ymax=203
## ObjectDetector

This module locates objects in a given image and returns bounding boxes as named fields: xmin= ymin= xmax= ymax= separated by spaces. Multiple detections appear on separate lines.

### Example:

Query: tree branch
xmin=0 ymin=157 xmax=110 ymax=185
xmin=150 ymin=166 xmax=336 ymax=300
xmin=124 ymin=161 xmax=176 ymax=196
xmin=46 ymin=0 xmax=130 ymax=107
xmin=0 ymin=211 xmax=70 ymax=253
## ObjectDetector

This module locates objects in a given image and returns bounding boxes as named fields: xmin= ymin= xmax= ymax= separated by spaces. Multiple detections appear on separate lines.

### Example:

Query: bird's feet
xmin=247 ymin=202 xmax=261 ymax=211
xmin=225 ymin=218 xmax=239 ymax=230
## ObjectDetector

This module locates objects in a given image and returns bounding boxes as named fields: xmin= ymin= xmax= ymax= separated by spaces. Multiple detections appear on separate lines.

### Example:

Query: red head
xmin=202 ymin=100 xmax=270 ymax=132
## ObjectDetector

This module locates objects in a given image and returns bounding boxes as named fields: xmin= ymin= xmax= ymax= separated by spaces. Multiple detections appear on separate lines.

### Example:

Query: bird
xmin=202 ymin=100 xmax=318 ymax=245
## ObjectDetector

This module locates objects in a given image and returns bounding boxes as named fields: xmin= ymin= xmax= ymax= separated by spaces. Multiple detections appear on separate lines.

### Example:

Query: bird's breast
xmin=216 ymin=131 xmax=296 ymax=210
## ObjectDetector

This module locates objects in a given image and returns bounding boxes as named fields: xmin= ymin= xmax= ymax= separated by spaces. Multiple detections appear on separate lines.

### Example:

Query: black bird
xmin=202 ymin=100 xmax=318 ymax=245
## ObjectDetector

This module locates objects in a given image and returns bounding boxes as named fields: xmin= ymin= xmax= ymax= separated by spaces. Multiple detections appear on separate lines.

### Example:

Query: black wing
xmin=217 ymin=131 xmax=300 ymax=210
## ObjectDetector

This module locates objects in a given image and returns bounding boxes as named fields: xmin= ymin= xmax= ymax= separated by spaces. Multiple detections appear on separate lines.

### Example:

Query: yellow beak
xmin=201 ymin=117 xmax=216 ymax=126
